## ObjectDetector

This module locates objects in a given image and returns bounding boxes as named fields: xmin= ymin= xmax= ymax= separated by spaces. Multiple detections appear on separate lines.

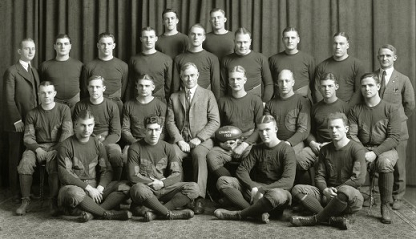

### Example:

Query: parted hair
xmin=144 ymin=115 xmax=164 ymax=127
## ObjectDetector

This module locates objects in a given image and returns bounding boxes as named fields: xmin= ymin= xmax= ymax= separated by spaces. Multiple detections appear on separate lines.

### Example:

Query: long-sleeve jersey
xmin=203 ymin=31 xmax=235 ymax=61
xmin=155 ymin=32 xmax=189 ymax=59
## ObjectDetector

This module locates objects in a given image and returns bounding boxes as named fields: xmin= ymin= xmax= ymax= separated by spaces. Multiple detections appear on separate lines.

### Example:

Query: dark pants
xmin=7 ymin=132 xmax=24 ymax=195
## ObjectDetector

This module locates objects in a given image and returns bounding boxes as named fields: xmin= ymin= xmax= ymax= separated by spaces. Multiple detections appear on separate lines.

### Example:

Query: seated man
xmin=16 ymin=81 xmax=73 ymax=216
xmin=207 ymin=65 xmax=263 ymax=180
xmin=166 ymin=62 xmax=220 ymax=214
xmin=57 ymin=109 xmax=131 ymax=222
xmin=73 ymin=75 xmax=124 ymax=180
xmin=264 ymin=69 xmax=311 ymax=183
xmin=214 ymin=115 xmax=296 ymax=223
xmin=128 ymin=115 xmax=199 ymax=221
xmin=290 ymin=113 xmax=366 ymax=230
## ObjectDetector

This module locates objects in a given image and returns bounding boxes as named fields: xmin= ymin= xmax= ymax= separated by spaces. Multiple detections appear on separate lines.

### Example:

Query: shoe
xmin=167 ymin=209 xmax=194 ymax=220
xmin=49 ymin=198 xmax=60 ymax=217
xmin=328 ymin=216 xmax=349 ymax=230
xmin=144 ymin=211 xmax=158 ymax=222
xmin=381 ymin=204 xmax=392 ymax=224
xmin=193 ymin=198 xmax=205 ymax=214
xmin=102 ymin=210 xmax=132 ymax=221
xmin=16 ymin=197 xmax=30 ymax=216
xmin=392 ymin=199 xmax=402 ymax=210
xmin=290 ymin=215 xmax=317 ymax=227
xmin=214 ymin=209 xmax=242 ymax=220
xmin=78 ymin=211 xmax=94 ymax=223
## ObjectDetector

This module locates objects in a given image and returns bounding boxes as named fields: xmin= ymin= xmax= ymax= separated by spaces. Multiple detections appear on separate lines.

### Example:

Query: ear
xmin=112 ymin=43 xmax=116 ymax=49
xmin=96 ymin=43 xmax=100 ymax=49
xmin=393 ymin=54 xmax=397 ymax=62
xmin=345 ymin=125 xmax=349 ymax=133
xmin=103 ymin=85 xmax=106 ymax=92
xmin=224 ymin=17 xmax=227 ymax=23
xmin=17 ymin=49 xmax=22 ymax=55
xmin=335 ymin=84 xmax=339 ymax=90
xmin=155 ymin=36 xmax=158 ymax=42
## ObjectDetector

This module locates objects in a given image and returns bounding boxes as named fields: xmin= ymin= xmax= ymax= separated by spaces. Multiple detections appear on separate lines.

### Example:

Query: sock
xmin=78 ymin=196 xmax=106 ymax=216
xmin=379 ymin=172 xmax=394 ymax=204
xmin=100 ymin=191 xmax=127 ymax=210
xmin=164 ymin=193 xmax=191 ymax=211
xmin=299 ymin=194 xmax=324 ymax=214
xmin=19 ymin=174 xmax=33 ymax=198
xmin=316 ymin=196 xmax=347 ymax=222
xmin=220 ymin=187 xmax=250 ymax=209
xmin=213 ymin=167 xmax=231 ymax=179
xmin=142 ymin=195 xmax=169 ymax=216
xmin=240 ymin=197 xmax=274 ymax=218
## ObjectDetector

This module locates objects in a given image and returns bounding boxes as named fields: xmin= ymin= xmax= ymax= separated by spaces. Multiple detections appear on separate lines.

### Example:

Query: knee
xmin=291 ymin=185 xmax=307 ymax=200
xmin=58 ymin=186 xmax=86 ymax=208
xmin=216 ymin=176 xmax=234 ymax=191
xmin=130 ymin=183 xmax=152 ymax=203
xmin=264 ymin=189 xmax=291 ymax=208
xmin=107 ymin=144 xmax=123 ymax=167
xmin=207 ymin=152 xmax=223 ymax=171
xmin=376 ymin=156 xmax=396 ymax=173
xmin=46 ymin=159 xmax=58 ymax=174
xmin=191 ymin=147 xmax=208 ymax=163
xmin=17 ymin=151 xmax=36 ymax=175
xmin=182 ymin=182 xmax=200 ymax=200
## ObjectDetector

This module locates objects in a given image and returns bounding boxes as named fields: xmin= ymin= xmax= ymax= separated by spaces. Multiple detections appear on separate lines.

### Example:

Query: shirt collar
xmin=19 ymin=60 xmax=30 ymax=71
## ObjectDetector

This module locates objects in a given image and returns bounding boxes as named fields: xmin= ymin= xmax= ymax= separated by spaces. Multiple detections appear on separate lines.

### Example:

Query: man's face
xmin=277 ymin=71 xmax=295 ymax=95
xmin=189 ymin=27 xmax=205 ymax=47
xmin=144 ymin=123 xmax=162 ymax=145
xmin=319 ymin=79 xmax=338 ymax=99
xmin=19 ymin=40 xmax=36 ymax=62
xmin=136 ymin=79 xmax=155 ymax=97
xmin=361 ymin=77 xmax=380 ymax=99
xmin=141 ymin=30 xmax=158 ymax=50
xmin=38 ymin=85 xmax=56 ymax=105
xmin=332 ymin=36 xmax=349 ymax=59
xmin=235 ymin=33 xmax=251 ymax=55
xmin=378 ymin=48 xmax=397 ymax=69
xmin=328 ymin=118 xmax=348 ymax=142
xmin=88 ymin=79 xmax=106 ymax=100
xmin=181 ymin=66 xmax=199 ymax=89
xmin=210 ymin=11 xmax=226 ymax=30
xmin=258 ymin=121 xmax=278 ymax=144
xmin=97 ymin=37 xmax=115 ymax=57
xmin=163 ymin=12 xmax=179 ymax=31
xmin=228 ymin=71 xmax=247 ymax=92
xmin=75 ymin=117 xmax=95 ymax=139
xmin=282 ymin=31 xmax=300 ymax=51
xmin=54 ymin=37 xmax=72 ymax=57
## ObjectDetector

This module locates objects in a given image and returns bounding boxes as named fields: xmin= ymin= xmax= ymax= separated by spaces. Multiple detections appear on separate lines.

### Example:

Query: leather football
xmin=215 ymin=126 xmax=242 ymax=142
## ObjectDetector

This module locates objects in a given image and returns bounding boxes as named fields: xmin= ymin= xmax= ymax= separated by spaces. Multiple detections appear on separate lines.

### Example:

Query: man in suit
xmin=375 ymin=44 xmax=415 ymax=210
xmin=166 ymin=62 xmax=220 ymax=214
xmin=3 ymin=38 xmax=40 ymax=198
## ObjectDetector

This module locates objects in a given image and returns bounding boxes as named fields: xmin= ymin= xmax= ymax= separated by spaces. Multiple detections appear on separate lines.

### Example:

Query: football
xmin=215 ymin=126 xmax=242 ymax=142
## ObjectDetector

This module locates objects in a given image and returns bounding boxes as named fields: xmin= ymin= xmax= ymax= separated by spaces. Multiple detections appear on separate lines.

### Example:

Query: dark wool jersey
xmin=172 ymin=50 xmax=220 ymax=99
xmin=122 ymin=98 xmax=167 ymax=144
xmin=221 ymin=51 xmax=274 ymax=102
xmin=128 ymin=51 xmax=173 ymax=101
xmin=265 ymin=94 xmax=311 ymax=146
xmin=236 ymin=141 xmax=296 ymax=192
xmin=83 ymin=58 xmax=128 ymax=99
xmin=40 ymin=58 xmax=83 ymax=100
xmin=217 ymin=94 xmax=263 ymax=144
xmin=73 ymin=98 xmax=121 ymax=145
xmin=307 ymin=98 xmax=349 ymax=144
xmin=203 ymin=31 xmax=235 ymax=61
xmin=24 ymin=103 xmax=73 ymax=151
xmin=269 ymin=50 xmax=315 ymax=91
xmin=314 ymin=56 xmax=365 ymax=103
xmin=348 ymin=100 xmax=401 ymax=156
xmin=155 ymin=32 xmax=189 ymax=59
xmin=315 ymin=140 xmax=366 ymax=192
xmin=57 ymin=135 xmax=112 ymax=189
xmin=127 ymin=139 xmax=181 ymax=187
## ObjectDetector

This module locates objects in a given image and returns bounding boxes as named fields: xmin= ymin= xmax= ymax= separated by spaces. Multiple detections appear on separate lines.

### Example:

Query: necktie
xmin=186 ymin=90 xmax=192 ymax=103
xmin=27 ymin=64 xmax=31 ymax=73
xmin=380 ymin=70 xmax=386 ymax=96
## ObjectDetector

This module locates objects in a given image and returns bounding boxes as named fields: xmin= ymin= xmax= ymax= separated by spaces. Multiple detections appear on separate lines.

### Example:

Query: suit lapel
xmin=387 ymin=70 xmax=398 ymax=88
xmin=16 ymin=62 xmax=36 ymax=86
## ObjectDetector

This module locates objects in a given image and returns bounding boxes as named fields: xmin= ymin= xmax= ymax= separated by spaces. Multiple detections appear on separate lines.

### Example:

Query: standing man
xmin=290 ymin=113 xmax=366 ymax=230
xmin=15 ymin=81 xmax=72 ymax=216
xmin=203 ymin=8 xmax=235 ymax=61
xmin=269 ymin=27 xmax=315 ymax=98
xmin=313 ymin=32 xmax=365 ymax=106
xmin=166 ymin=62 xmax=220 ymax=214
xmin=83 ymin=32 xmax=128 ymax=112
xmin=128 ymin=27 xmax=172 ymax=102
xmin=214 ymin=115 xmax=296 ymax=223
xmin=221 ymin=28 xmax=273 ymax=103
xmin=3 ymin=38 xmax=39 ymax=199
xmin=73 ymin=76 xmax=123 ymax=181
xmin=40 ymin=34 xmax=83 ymax=111
xmin=375 ymin=44 xmax=415 ymax=210
xmin=156 ymin=9 xmax=189 ymax=59
xmin=128 ymin=116 xmax=199 ymax=221
xmin=348 ymin=73 xmax=400 ymax=224
xmin=172 ymin=24 xmax=220 ymax=99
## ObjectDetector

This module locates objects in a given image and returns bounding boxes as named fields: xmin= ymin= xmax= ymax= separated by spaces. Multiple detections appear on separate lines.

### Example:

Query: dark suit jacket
xmin=3 ymin=62 xmax=39 ymax=132
xmin=166 ymin=85 xmax=220 ymax=147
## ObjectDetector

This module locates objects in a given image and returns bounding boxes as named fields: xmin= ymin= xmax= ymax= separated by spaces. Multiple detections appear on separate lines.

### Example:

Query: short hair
xmin=282 ymin=27 xmax=299 ymax=37
xmin=136 ymin=74 xmax=155 ymax=84
xmin=210 ymin=8 xmax=225 ymax=16
xmin=39 ymin=81 xmax=55 ymax=90
xmin=180 ymin=62 xmax=198 ymax=74
xmin=189 ymin=24 xmax=206 ymax=35
xmin=141 ymin=26 xmax=156 ymax=36
xmin=55 ymin=33 xmax=71 ymax=44
xmin=327 ymin=112 xmax=348 ymax=127
xmin=320 ymin=72 xmax=338 ymax=84
xmin=278 ymin=69 xmax=294 ymax=80
xmin=257 ymin=115 xmax=277 ymax=126
xmin=75 ymin=109 xmax=94 ymax=122
xmin=228 ymin=65 xmax=246 ymax=77
xmin=162 ymin=8 xmax=178 ymax=19
xmin=378 ymin=44 xmax=397 ymax=55
xmin=144 ymin=115 xmax=163 ymax=128
xmin=235 ymin=27 xmax=251 ymax=38
xmin=88 ymin=75 xmax=106 ymax=85
xmin=20 ymin=38 xmax=35 ymax=49
xmin=98 ymin=32 xmax=115 ymax=42
xmin=360 ymin=72 xmax=380 ymax=84
xmin=333 ymin=32 xmax=349 ymax=42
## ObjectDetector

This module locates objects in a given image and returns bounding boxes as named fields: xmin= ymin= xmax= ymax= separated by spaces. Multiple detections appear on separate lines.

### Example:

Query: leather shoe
xmin=144 ymin=211 xmax=158 ymax=222
xmin=193 ymin=198 xmax=205 ymax=214
xmin=381 ymin=204 xmax=392 ymax=224
xmin=214 ymin=209 xmax=241 ymax=220
xmin=328 ymin=216 xmax=349 ymax=230
xmin=290 ymin=215 xmax=317 ymax=227
xmin=167 ymin=209 xmax=194 ymax=220
xmin=392 ymin=199 xmax=402 ymax=210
